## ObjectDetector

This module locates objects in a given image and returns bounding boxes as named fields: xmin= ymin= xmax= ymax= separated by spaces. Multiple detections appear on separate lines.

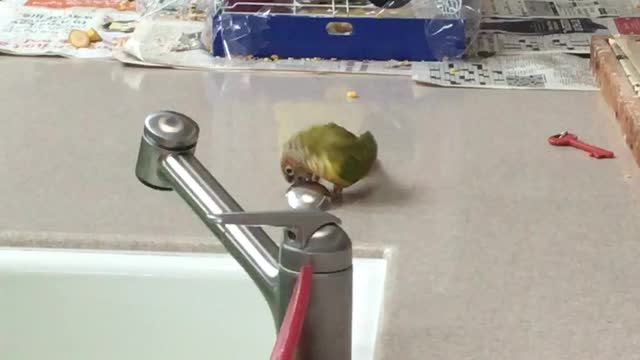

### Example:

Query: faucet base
xmin=136 ymin=175 xmax=173 ymax=191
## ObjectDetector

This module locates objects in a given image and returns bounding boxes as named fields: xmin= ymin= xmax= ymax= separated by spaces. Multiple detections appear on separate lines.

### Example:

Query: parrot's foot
xmin=331 ymin=186 xmax=343 ymax=202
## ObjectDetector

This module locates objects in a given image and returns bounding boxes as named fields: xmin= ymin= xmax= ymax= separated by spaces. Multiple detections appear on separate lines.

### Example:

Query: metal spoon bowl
xmin=285 ymin=181 xmax=331 ymax=210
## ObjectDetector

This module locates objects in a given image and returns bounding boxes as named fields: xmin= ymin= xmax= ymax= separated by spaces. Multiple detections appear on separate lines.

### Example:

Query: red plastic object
xmin=270 ymin=265 xmax=312 ymax=360
xmin=548 ymin=132 xmax=615 ymax=159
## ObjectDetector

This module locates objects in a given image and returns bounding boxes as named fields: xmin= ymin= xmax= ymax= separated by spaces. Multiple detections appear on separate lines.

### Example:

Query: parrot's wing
xmin=299 ymin=123 xmax=358 ymax=150
xmin=329 ymin=131 xmax=378 ymax=187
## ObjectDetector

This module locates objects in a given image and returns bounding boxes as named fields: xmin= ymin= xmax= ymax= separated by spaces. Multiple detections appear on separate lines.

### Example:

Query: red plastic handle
xmin=548 ymin=132 xmax=615 ymax=159
xmin=569 ymin=139 xmax=615 ymax=158
xmin=270 ymin=265 xmax=312 ymax=360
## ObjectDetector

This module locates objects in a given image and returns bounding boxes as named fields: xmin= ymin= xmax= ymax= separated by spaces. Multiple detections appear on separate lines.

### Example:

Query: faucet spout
xmin=134 ymin=111 xmax=279 ymax=304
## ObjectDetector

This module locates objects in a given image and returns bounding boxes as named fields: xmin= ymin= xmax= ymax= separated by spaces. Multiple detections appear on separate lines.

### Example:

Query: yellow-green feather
xmin=291 ymin=123 xmax=377 ymax=188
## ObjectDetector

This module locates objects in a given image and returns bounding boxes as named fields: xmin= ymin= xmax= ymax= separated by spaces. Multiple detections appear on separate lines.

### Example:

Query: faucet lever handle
xmin=208 ymin=211 xmax=341 ymax=248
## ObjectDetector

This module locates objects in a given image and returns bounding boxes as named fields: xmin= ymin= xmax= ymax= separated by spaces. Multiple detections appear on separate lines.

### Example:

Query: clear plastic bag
xmin=136 ymin=0 xmax=214 ymax=20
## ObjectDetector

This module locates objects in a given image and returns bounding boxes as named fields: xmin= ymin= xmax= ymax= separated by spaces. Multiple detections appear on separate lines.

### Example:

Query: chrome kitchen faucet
xmin=134 ymin=111 xmax=353 ymax=360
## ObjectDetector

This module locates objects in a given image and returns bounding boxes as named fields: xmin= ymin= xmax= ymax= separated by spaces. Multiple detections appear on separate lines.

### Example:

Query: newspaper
xmin=412 ymin=53 xmax=597 ymax=90
xmin=118 ymin=18 xmax=414 ymax=76
xmin=476 ymin=32 xmax=593 ymax=54
xmin=474 ymin=17 xmax=640 ymax=55
xmin=4 ymin=0 xmax=132 ymax=9
xmin=479 ymin=17 xmax=616 ymax=34
xmin=0 ymin=3 xmax=137 ymax=58
xmin=482 ymin=0 xmax=639 ymax=18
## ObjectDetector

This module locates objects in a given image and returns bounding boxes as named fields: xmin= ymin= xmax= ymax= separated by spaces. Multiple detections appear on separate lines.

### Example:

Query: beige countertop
xmin=3 ymin=56 xmax=640 ymax=359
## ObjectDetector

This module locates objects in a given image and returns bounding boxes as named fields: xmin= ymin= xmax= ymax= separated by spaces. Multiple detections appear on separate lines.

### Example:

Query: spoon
xmin=285 ymin=181 xmax=331 ymax=210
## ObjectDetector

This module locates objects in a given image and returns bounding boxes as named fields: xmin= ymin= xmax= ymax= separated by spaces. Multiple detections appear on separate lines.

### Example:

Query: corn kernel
xmin=68 ymin=30 xmax=90 ymax=48
xmin=86 ymin=28 xmax=102 ymax=42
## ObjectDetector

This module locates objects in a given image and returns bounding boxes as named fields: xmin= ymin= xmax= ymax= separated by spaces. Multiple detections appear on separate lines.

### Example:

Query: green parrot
xmin=280 ymin=123 xmax=378 ymax=197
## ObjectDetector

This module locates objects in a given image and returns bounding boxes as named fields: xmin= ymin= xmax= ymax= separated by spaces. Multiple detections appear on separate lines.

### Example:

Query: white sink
xmin=0 ymin=248 xmax=386 ymax=360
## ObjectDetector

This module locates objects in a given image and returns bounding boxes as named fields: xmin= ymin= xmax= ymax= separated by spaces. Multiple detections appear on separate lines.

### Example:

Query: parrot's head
xmin=280 ymin=155 xmax=314 ymax=184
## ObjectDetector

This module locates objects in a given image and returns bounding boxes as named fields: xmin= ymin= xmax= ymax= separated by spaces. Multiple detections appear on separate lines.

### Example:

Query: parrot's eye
xmin=284 ymin=166 xmax=294 ymax=176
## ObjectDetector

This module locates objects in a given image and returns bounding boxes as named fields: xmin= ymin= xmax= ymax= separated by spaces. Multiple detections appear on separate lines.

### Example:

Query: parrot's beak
xmin=284 ymin=174 xmax=295 ymax=183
